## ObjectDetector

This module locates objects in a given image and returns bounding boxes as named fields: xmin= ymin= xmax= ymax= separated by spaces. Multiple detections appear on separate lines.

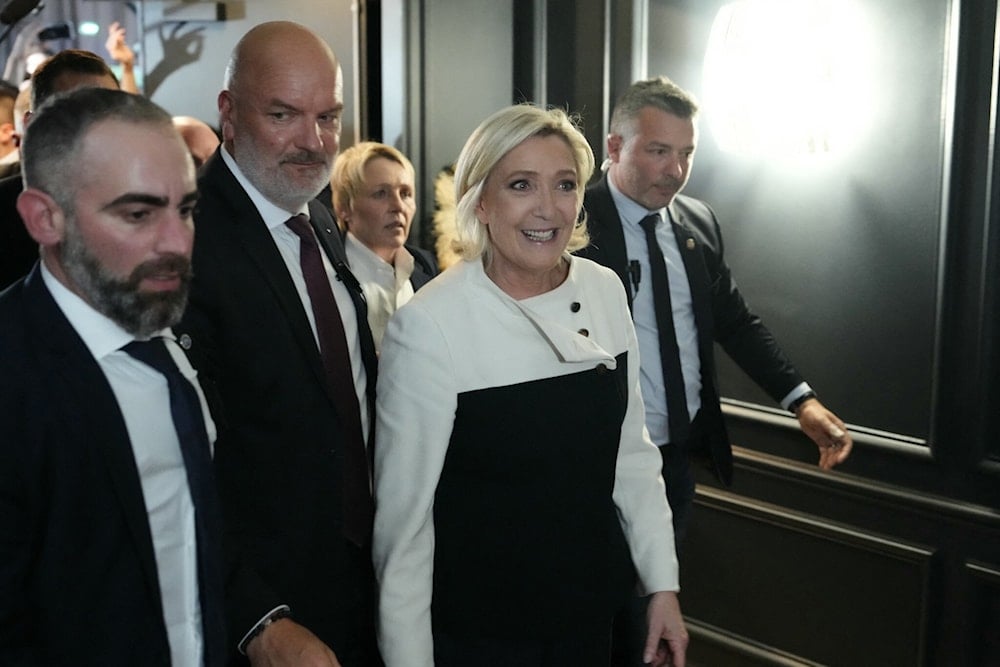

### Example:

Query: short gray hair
xmin=609 ymin=76 xmax=699 ymax=140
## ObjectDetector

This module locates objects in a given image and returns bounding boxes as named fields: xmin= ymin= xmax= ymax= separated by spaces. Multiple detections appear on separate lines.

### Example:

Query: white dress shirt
xmin=41 ymin=263 xmax=213 ymax=667
xmin=608 ymin=178 xmax=703 ymax=445
xmin=608 ymin=179 xmax=810 ymax=446
xmin=344 ymin=232 xmax=416 ymax=353
xmin=220 ymin=146 xmax=370 ymax=442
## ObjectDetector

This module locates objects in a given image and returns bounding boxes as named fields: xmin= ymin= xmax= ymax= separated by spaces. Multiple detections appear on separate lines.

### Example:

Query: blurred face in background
xmin=341 ymin=156 xmax=415 ymax=263
xmin=173 ymin=116 xmax=220 ymax=167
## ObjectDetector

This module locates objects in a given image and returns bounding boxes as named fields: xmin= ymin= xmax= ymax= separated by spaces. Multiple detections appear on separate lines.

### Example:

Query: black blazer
xmin=176 ymin=150 xmax=379 ymax=663
xmin=407 ymin=243 xmax=438 ymax=290
xmin=578 ymin=175 xmax=804 ymax=484
xmin=0 ymin=173 xmax=36 ymax=291
xmin=0 ymin=267 xmax=226 ymax=666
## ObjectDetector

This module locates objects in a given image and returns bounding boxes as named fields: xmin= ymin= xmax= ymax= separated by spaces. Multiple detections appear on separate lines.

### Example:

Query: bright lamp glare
xmin=703 ymin=0 xmax=873 ymax=157
xmin=78 ymin=21 xmax=100 ymax=37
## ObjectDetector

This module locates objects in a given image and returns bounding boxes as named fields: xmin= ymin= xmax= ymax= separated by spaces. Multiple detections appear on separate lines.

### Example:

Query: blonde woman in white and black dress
xmin=372 ymin=104 xmax=688 ymax=667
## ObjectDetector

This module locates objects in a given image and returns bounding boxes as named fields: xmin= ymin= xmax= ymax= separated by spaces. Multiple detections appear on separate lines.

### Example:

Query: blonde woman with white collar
xmin=373 ymin=105 xmax=688 ymax=667
xmin=332 ymin=141 xmax=438 ymax=352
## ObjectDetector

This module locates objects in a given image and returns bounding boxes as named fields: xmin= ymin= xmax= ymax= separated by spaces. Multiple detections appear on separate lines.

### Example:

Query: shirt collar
xmin=40 ymin=261 xmax=173 ymax=360
xmin=606 ymin=173 xmax=668 ymax=228
xmin=345 ymin=232 xmax=415 ymax=277
xmin=220 ymin=144 xmax=309 ymax=229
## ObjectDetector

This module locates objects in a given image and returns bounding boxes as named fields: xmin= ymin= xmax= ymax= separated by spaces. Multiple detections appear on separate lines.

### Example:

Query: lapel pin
xmin=178 ymin=333 xmax=193 ymax=350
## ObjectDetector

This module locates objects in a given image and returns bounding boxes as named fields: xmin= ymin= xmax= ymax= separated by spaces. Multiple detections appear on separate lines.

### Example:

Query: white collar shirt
xmin=607 ymin=177 xmax=702 ymax=445
xmin=344 ymin=232 xmax=415 ymax=353
xmin=41 ymin=262 xmax=211 ymax=667
xmin=220 ymin=146 xmax=369 ymax=441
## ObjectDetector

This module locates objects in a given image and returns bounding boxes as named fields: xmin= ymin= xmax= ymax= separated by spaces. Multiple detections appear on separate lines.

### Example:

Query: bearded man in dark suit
xmin=175 ymin=21 xmax=379 ymax=666
xmin=0 ymin=87 xmax=226 ymax=666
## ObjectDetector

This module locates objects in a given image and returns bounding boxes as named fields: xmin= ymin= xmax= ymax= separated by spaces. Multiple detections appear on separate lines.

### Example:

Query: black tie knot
xmin=122 ymin=337 xmax=203 ymax=446
xmin=639 ymin=213 xmax=661 ymax=235
xmin=122 ymin=338 xmax=177 ymax=376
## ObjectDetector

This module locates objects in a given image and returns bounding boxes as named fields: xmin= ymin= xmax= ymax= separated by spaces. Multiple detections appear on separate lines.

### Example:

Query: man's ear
xmin=606 ymin=133 xmax=623 ymax=162
xmin=218 ymin=90 xmax=235 ymax=143
xmin=17 ymin=188 xmax=65 ymax=246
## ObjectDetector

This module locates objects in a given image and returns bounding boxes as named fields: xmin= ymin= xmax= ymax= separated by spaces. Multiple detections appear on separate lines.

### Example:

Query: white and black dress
xmin=372 ymin=255 xmax=678 ymax=667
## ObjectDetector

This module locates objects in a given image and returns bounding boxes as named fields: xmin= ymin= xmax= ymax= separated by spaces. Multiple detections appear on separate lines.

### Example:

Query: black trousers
xmin=610 ymin=411 xmax=713 ymax=667
xmin=435 ymin=629 xmax=612 ymax=667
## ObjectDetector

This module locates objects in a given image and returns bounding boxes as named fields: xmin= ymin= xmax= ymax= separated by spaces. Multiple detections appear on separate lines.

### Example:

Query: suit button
xmin=577 ymin=328 xmax=589 ymax=337
xmin=570 ymin=301 xmax=581 ymax=312
xmin=595 ymin=363 xmax=608 ymax=374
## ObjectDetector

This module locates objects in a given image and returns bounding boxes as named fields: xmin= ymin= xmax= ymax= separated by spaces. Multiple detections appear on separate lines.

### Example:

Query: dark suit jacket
xmin=0 ymin=267 xmax=226 ymax=666
xmin=579 ymin=175 xmax=803 ymax=484
xmin=0 ymin=159 xmax=20 ymax=179
xmin=0 ymin=173 xmax=36 ymax=291
xmin=407 ymin=243 xmax=438 ymax=290
xmin=177 ymin=151 xmax=379 ymax=664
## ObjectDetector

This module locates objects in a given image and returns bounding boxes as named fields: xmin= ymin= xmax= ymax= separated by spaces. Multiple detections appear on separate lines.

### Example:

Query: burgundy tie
xmin=286 ymin=214 xmax=373 ymax=546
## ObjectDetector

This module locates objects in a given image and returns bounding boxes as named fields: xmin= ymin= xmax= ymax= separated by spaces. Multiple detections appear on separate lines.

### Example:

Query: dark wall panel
xmin=682 ymin=489 xmax=933 ymax=666
xmin=543 ymin=0 xmax=608 ymax=156
xmin=965 ymin=562 xmax=1000 ymax=665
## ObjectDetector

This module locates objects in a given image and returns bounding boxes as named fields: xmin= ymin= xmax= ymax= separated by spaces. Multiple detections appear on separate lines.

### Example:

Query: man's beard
xmin=62 ymin=220 xmax=193 ymax=338
xmin=232 ymin=133 xmax=332 ymax=211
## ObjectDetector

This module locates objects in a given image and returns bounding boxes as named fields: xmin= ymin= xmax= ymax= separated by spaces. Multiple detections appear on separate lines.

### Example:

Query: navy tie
xmin=639 ymin=213 xmax=691 ymax=444
xmin=122 ymin=337 xmax=226 ymax=665
xmin=286 ymin=214 xmax=373 ymax=547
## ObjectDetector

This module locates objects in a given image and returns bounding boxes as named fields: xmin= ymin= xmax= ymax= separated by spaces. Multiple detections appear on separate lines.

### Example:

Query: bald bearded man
xmin=175 ymin=22 xmax=379 ymax=666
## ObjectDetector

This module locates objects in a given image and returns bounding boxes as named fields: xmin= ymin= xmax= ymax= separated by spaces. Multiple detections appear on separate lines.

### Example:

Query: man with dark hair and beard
xmin=0 ymin=87 xmax=227 ymax=666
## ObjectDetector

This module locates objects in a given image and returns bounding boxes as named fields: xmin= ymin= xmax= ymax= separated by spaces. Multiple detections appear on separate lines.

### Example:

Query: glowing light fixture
xmin=703 ymin=0 xmax=874 ymax=157
xmin=78 ymin=21 xmax=100 ymax=37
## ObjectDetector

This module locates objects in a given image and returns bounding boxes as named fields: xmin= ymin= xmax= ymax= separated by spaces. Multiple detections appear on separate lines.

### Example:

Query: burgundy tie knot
xmin=285 ymin=214 xmax=314 ymax=242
